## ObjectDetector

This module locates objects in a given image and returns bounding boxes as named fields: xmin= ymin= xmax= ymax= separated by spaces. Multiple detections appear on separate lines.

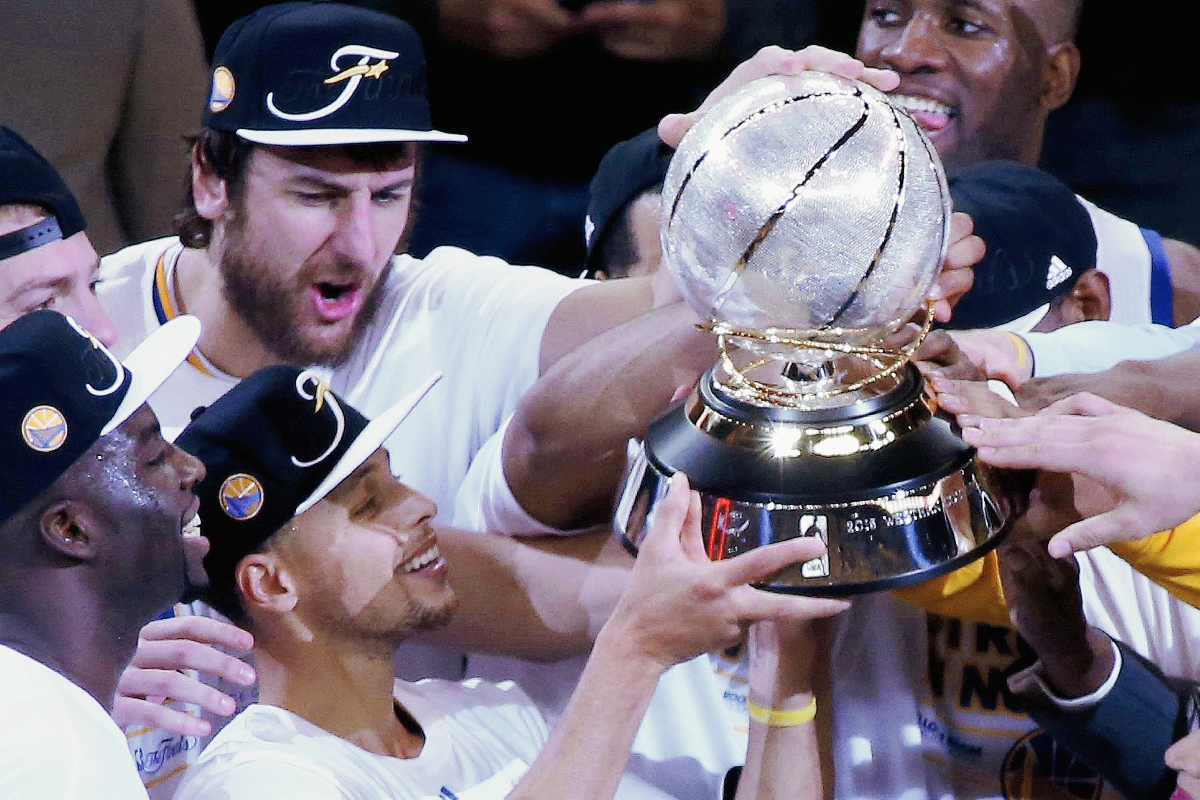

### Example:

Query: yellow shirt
xmin=893 ymin=514 xmax=1200 ymax=626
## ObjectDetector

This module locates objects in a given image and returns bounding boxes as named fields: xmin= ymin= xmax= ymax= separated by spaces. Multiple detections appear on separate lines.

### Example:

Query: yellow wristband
xmin=746 ymin=696 xmax=817 ymax=727
xmin=1002 ymin=332 xmax=1031 ymax=371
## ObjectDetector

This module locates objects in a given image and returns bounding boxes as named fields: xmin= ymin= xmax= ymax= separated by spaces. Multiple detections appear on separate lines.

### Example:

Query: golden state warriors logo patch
xmin=219 ymin=474 xmax=264 ymax=521
xmin=21 ymin=406 xmax=67 ymax=453
xmin=209 ymin=66 xmax=236 ymax=113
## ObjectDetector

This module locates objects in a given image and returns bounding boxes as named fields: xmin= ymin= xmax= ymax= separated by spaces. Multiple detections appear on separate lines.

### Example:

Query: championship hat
xmin=0 ymin=310 xmax=202 ymax=525
xmin=202 ymin=1 xmax=466 ymax=147
xmin=175 ymin=366 xmax=439 ymax=619
xmin=943 ymin=161 xmax=1098 ymax=332
xmin=0 ymin=127 xmax=88 ymax=261
xmin=583 ymin=127 xmax=673 ymax=277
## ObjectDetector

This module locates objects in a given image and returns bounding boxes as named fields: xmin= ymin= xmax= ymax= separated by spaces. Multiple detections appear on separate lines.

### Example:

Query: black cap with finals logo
xmin=0 ymin=310 xmax=201 ymax=525
xmin=0 ymin=127 xmax=88 ymax=261
xmin=175 ymin=365 xmax=439 ymax=619
xmin=202 ymin=1 xmax=466 ymax=147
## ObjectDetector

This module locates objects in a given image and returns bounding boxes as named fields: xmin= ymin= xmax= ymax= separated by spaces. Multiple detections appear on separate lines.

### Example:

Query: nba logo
xmin=799 ymin=515 xmax=829 ymax=578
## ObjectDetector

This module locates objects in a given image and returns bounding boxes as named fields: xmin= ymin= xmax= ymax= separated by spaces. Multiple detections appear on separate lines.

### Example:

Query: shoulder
xmin=400 ymin=678 xmax=547 ymax=746
xmin=98 ymin=236 xmax=178 ymax=281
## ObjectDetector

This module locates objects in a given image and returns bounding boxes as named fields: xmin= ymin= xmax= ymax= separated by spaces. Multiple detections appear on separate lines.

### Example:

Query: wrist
xmin=593 ymin=616 xmax=675 ymax=677
xmin=1041 ymin=628 xmax=1116 ymax=699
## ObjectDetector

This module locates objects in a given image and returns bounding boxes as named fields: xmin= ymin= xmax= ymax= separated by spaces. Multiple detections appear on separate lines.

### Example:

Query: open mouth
xmin=182 ymin=512 xmax=202 ymax=540
xmin=400 ymin=543 xmax=441 ymax=574
xmin=310 ymin=281 xmax=363 ymax=322
xmin=891 ymin=94 xmax=956 ymax=133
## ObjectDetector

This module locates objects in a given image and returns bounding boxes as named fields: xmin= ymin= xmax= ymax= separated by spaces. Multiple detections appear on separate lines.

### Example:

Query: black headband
xmin=0 ymin=216 xmax=63 ymax=261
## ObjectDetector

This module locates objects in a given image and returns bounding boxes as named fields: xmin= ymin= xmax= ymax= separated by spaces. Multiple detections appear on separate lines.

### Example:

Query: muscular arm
xmin=1165 ymin=237 xmax=1200 ymax=326
xmin=1018 ymin=348 xmax=1200 ymax=433
xmin=415 ymin=526 xmax=634 ymax=661
xmin=514 ymin=302 xmax=715 ymax=529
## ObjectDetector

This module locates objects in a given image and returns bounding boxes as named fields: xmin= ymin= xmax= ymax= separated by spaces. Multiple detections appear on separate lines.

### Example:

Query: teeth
xmin=182 ymin=514 xmax=202 ymax=540
xmin=401 ymin=545 xmax=439 ymax=573
xmin=892 ymin=94 xmax=953 ymax=117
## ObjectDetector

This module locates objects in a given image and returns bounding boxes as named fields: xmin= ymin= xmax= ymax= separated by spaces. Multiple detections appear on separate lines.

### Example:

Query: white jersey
xmin=98 ymin=237 xmax=582 ymax=796
xmin=97 ymin=237 xmax=582 ymax=522
xmin=0 ymin=644 xmax=149 ymax=799
xmin=174 ymin=678 xmax=547 ymax=800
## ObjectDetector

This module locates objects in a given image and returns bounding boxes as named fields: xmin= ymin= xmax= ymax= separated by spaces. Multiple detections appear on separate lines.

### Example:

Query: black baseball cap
xmin=583 ymin=127 xmax=673 ymax=277
xmin=176 ymin=366 xmax=439 ymax=619
xmin=202 ymin=1 xmax=465 ymax=147
xmin=943 ymin=161 xmax=1097 ymax=332
xmin=0 ymin=311 xmax=201 ymax=525
xmin=0 ymin=128 xmax=88 ymax=261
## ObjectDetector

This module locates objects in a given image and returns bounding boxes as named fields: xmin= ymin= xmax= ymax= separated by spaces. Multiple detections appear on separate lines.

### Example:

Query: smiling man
xmin=0 ymin=310 xmax=205 ymax=799
xmin=169 ymin=365 xmax=846 ymax=800
xmin=855 ymin=0 xmax=1200 ymax=327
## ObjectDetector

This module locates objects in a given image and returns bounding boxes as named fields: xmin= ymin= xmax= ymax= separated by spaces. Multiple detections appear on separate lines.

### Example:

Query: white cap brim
xmin=993 ymin=303 xmax=1050 ymax=335
xmin=294 ymin=373 xmax=441 ymax=515
xmin=101 ymin=315 xmax=203 ymax=436
xmin=236 ymin=128 xmax=467 ymax=146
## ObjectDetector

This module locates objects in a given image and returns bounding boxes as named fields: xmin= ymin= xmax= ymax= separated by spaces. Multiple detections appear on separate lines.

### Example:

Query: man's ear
xmin=236 ymin=552 xmax=298 ymax=617
xmin=39 ymin=500 xmax=100 ymax=561
xmin=1059 ymin=268 xmax=1112 ymax=323
xmin=191 ymin=144 xmax=231 ymax=223
xmin=1042 ymin=42 xmax=1081 ymax=112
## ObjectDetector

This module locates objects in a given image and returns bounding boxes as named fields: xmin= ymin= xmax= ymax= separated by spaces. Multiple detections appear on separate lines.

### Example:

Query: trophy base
xmin=615 ymin=365 xmax=1012 ymax=596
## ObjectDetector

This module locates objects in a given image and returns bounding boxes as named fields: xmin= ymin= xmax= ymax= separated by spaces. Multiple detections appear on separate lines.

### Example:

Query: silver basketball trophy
xmin=615 ymin=72 xmax=1012 ymax=595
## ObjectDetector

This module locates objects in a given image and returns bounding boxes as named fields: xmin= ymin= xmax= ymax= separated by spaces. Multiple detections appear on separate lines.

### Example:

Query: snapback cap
xmin=943 ymin=161 xmax=1098 ymax=332
xmin=583 ymin=127 xmax=673 ymax=277
xmin=0 ymin=128 xmax=88 ymax=261
xmin=175 ymin=366 xmax=439 ymax=619
xmin=0 ymin=311 xmax=201 ymax=525
xmin=203 ymin=1 xmax=466 ymax=147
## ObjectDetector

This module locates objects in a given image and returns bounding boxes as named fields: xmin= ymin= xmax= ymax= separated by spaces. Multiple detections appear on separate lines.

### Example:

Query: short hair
xmin=0 ymin=202 xmax=49 ymax=234
xmin=174 ymin=129 xmax=420 ymax=249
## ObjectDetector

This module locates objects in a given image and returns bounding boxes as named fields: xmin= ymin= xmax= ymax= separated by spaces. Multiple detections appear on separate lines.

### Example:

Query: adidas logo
xmin=1046 ymin=255 xmax=1072 ymax=291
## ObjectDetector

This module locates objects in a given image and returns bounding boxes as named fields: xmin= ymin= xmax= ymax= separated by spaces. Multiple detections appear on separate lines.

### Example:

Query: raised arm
xmin=507 ymin=475 xmax=848 ymax=800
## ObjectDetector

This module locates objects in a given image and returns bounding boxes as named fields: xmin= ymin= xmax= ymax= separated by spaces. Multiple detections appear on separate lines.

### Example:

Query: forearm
xmin=506 ymin=301 xmax=716 ymax=528
xmin=416 ymin=526 xmax=631 ymax=661
xmin=737 ymin=695 xmax=823 ymax=800
xmin=508 ymin=628 xmax=665 ymax=800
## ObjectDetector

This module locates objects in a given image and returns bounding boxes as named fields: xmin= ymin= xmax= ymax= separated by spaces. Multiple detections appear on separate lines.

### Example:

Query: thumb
xmin=1046 ymin=511 xmax=1130 ymax=558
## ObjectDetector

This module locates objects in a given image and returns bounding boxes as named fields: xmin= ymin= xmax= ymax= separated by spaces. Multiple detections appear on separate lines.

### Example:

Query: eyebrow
xmin=136 ymin=416 xmax=164 ymax=447
xmin=947 ymin=0 xmax=1003 ymax=16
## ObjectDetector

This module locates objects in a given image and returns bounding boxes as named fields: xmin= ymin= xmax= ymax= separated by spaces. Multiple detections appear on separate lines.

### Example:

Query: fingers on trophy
xmin=616 ymin=72 xmax=1012 ymax=595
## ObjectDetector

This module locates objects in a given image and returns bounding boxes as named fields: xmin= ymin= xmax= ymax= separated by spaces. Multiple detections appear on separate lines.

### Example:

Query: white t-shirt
xmin=173 ymin=678 xmax=547 ymax=800
xmin=0 ymin=643 xmax=149 ymax=799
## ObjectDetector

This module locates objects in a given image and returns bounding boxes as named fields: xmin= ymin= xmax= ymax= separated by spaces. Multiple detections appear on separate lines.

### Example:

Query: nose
xmin=169 ymin=445 xmax=207 ymax=492
xmin=330 ymin=193 xmax=377 ymax=269
xmin=70 ymin=284 xmax=118 ymax=348
xmin=879 ymin=12 xmax=950 ymax=74
xmin=382 ymin=478 xmax=438 ymax=535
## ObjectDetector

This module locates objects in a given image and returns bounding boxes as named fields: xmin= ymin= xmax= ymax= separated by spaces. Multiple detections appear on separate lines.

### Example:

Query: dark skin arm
xmin=998 ymin=474 xmax=1115 ymax=699
xmin=1015 ymin=349 xmax=1200 ymax=433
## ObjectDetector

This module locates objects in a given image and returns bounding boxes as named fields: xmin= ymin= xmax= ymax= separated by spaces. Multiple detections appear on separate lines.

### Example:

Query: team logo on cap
xmin=22 ymin=406 xmax=67 ymax=453
xmin=267 ymin=45 xmax=399 ymax=122
xmin=292 ymin=371 xmax=345 ymax=467
xmin=209 ymin=66 xmax=236 ymax=114
xmin=219 ymin=473 xmax=264 ymax=521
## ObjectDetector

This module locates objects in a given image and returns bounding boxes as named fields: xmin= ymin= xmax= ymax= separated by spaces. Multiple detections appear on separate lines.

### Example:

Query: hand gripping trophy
xmin=616 ymin=72 xmax=1011 ymax=595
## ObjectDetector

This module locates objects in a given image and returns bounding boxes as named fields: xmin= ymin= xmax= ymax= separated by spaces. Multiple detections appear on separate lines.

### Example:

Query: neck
xmin=254 ymin=626 xmax=423 ymax=759
xmin=0 ymin=574 xmax=147 ymax=711
xmin=174 ymin=245 xmax=283 ymax=378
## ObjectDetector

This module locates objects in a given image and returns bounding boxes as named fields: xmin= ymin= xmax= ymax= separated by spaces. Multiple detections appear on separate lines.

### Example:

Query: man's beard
xmin=217 ymin=213 xmax=389 ymax=367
